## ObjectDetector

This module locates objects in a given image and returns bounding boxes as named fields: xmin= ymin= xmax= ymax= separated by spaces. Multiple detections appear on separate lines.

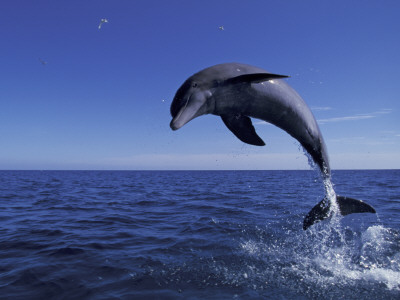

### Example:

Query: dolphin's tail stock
xmin=303 ymin=196 xmax=376 ymax=230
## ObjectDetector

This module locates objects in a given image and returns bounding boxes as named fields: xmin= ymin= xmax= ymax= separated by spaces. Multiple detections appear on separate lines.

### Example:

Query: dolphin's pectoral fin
xmin=227 ymin=73 xmax=289 ymax=84
xmin=221 ymin=114 xmax=265 ymax=146
xmin=303 ymin=196 xmax=376 ymax=230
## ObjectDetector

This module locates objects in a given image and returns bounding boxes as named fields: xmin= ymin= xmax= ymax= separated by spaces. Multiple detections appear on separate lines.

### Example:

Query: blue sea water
xmin=0 ymin=170 xmax=399 ymax=299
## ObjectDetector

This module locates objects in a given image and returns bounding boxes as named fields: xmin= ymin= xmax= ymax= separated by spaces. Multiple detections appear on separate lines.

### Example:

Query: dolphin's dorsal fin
xmin=227 ymin=73 xmax=289 ymax=84
xmin=221 ymin=114 xmax=265 ymax=146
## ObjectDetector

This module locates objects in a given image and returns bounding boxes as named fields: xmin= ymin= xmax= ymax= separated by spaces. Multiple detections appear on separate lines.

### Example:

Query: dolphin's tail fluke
xmin=303 ymin=196 xmax=376 ymax=230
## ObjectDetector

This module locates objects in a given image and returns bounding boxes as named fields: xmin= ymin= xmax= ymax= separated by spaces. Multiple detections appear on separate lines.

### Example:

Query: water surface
xmin=0 ymin=170 xmax=399 ymax=299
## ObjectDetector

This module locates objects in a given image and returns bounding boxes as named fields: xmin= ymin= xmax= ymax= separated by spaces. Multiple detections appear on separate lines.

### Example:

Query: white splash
xmin=324 ymin=177 xmax=339 ymax=215
xmin=313 ymin=225 xmax=400 ymax=291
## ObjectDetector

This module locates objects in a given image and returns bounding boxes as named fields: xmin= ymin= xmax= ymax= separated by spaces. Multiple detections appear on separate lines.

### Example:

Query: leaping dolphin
xmin=170 ymin=62 xmax=375 ymax=229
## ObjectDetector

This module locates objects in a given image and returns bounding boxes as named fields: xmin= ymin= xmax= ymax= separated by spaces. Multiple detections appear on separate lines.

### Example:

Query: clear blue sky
xmin=1 ymin=0 xmax=399 ymax=170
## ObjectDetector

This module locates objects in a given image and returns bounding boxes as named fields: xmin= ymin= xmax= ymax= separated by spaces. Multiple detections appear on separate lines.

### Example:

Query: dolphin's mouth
xmin=170 ymin=120 xmax=181 ymax=131
xmin=170 ymin=95 xmax=192 ymax=130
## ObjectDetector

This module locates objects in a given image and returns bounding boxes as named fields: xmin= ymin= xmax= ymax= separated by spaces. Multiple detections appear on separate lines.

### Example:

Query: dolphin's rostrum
xmin=170 ymin=63 xmax=375 ymax=229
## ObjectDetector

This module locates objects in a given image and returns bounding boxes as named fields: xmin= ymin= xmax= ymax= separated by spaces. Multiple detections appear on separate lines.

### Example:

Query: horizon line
xmin=0 ymin=168 xmax=398 ymax=172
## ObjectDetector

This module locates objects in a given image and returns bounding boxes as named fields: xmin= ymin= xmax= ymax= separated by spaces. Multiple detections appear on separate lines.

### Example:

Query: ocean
xmin=0 ymin=170 xmax=399 ymax=299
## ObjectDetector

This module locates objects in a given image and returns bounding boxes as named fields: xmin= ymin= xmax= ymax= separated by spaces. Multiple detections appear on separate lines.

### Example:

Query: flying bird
xmin=98 ymin=18 xmax=109 ymax=29
xmin=38 ymin=58 xmax=47 ymax=66
xmin=218 ymin=26 xmax=224 ymax=31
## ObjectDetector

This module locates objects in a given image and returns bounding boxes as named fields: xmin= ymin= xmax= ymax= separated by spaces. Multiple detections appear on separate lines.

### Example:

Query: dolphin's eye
xmin=192 ymin=82 xmax=198 ymax=88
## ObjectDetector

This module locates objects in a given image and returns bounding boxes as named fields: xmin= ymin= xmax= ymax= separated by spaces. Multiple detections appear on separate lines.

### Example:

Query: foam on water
xmin=238 ymin=223 xmax=400 ymax=298
xmin=236 ymin=167 xmax=399 ymax=296
xmin=305 ymin=169 xmax=399 ymax=291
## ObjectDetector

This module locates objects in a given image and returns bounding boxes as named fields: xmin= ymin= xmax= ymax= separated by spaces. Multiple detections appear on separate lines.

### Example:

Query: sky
xmin=0 ymin=0 xmax=399 ymax=170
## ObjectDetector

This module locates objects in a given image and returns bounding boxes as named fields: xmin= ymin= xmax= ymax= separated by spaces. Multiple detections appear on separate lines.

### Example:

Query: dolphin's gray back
xmin=209 ymin=63 xmax=330 ymax=175
xmin=250 ymin=79 xmax=330 ymax=174
xmin=195 ymin=63 xmax=269 ymax=81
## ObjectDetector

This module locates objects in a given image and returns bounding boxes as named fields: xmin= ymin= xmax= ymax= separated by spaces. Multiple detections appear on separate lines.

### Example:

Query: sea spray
xmin=301 ymin=149 xmax=344 ymax=229
xmin=320 ymin=168 xmax=347 ymax=242
xmin=323 ymin=176 xmax=339 ymax=217
xmin=303 ymin=146 xmax=338 ymax=215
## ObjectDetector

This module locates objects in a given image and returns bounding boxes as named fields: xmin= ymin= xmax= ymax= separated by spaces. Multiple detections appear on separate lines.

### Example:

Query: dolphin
xmin=170 ymin=62 xmax=375 ymax=229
